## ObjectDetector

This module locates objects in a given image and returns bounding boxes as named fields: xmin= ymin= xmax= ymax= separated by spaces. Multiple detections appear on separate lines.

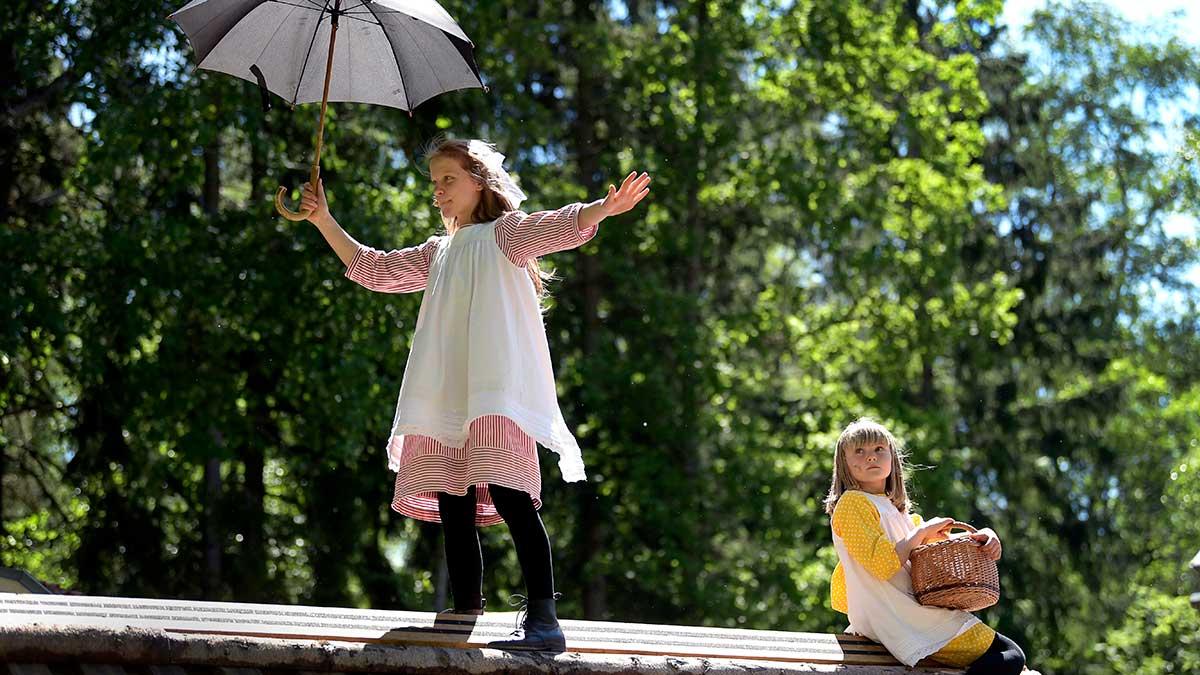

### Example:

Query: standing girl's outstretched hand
xmin=600 ymin=171 xmax=652 ymax=217
xmin=579 ymin=171 xmax=651 ymax=230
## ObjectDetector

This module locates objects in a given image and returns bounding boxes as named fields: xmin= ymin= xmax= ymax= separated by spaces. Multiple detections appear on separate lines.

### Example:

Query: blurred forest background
xmin=3 ymin=1 xmax=1199 ymax=673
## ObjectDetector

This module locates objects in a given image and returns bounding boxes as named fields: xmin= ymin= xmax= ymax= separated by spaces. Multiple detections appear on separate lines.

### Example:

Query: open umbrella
xmin=169 ymin=0 xmax=485 ymax=220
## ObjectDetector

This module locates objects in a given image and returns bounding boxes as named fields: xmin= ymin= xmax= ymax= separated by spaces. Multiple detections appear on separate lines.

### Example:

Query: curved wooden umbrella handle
xmin=274 ymin=185 xmax=313 ymax=221
xmin=275 ymin=163 xmax=321 ymax=221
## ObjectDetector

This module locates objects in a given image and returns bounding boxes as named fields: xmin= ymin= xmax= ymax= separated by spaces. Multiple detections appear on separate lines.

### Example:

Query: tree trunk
xmin=567 ymin=0 xmax=608 ymax=621
xmin=360 ymin=524 xmax=406 ymax=609
xmin=250 ymin=112 xmax=268 ymax=206
xmin=203 ymin=135 xmax=221 ymax=215
xmin=235 ymin=442 xmax=266 ymax=600
xmin=680 ymin=0 xmax=710 ymax=481
xmin=307 ymin=460 xmax=354 ymax=606
xmin=201 ymin=120 xmax=224 ymax=600
xmin=203 ymin=456 xmax=224 ymax=599
xmin=0 ymin=435 xmax=6 ymax=536
xmin=233 ymin=117 xmax=271 ymax=599
xmin=434 ymin=546 xmax=449 ymax=611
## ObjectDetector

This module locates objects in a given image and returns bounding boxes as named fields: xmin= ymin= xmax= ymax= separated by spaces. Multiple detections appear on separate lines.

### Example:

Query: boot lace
xmin=504 ymin=592 xmax=562 ymax=635
xmin=506 ymin=594 xmax=529 ymax=635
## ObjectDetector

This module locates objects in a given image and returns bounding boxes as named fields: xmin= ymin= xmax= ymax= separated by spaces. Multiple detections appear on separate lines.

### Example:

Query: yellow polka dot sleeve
xmin=830 ymin=562 xmax=848 ymax=613
xmin=832 ymin=492 xmax=903 ymax=581
xmin=930 ymin=623 xmax=996 ymax=667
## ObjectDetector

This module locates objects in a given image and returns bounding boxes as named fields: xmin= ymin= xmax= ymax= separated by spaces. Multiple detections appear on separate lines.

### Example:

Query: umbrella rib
xmin=182 ymin=0 xmax=271 ymax=65
xmin=362 ymin=2 xmax=412 ymax=110
xmin=391 ymin=13 xmax=451 ymax=105
xmin=345 ymin=7 xmax=352 ymax=103
xmin=267 ymin=0 xmax=326 ymax=11
xmin=252 ymin=2 xmax=304 ymax=81
xmin=341 ymin=13 xmax=382 ymax=26
xmin=352 ymin=8 xmax=448 ymax=15
xmin=357 ymin=9 xmax=427 ymax=16
xmin=290 ymin=0 xmax=334 ymax=106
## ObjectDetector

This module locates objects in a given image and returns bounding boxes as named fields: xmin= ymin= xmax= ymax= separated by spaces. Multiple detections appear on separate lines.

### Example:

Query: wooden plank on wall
xmin=0 ymin=593 xmax=901 ymax=667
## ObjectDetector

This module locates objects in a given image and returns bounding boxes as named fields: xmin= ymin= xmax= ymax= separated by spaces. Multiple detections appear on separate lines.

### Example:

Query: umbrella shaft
xmin=310 ymin=0 xmax=341 ymax=183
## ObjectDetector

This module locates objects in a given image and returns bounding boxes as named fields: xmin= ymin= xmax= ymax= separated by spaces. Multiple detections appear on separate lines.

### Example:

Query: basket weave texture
xmin=910 ymin=522 xmax=1000 ymax=612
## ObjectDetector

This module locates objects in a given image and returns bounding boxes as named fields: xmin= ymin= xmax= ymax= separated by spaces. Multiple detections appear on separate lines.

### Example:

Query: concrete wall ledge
xmin=0 ymin=625 xmax=957 ymax=675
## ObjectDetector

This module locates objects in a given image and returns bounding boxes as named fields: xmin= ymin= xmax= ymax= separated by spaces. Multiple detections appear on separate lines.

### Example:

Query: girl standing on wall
xmin=300 ymin=137 xmax=651 ymax=652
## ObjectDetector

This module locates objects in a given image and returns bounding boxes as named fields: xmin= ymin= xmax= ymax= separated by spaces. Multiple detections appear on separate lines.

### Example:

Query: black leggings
xmin=966 ymin=632 xmax=1026 ymax=675
xmin=437 ymin=484 xmax=555 ymax=608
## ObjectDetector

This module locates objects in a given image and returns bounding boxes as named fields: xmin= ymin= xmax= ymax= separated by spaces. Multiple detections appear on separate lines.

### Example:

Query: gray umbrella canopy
xmin=170 ymin=0 xmax=484 ymax=219
xmin=170 ymin=0 xmax=483 ymax=111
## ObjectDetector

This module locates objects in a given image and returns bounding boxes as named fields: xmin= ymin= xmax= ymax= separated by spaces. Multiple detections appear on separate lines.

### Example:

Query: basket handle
xmin=943 ymin=521 xmax=977 ymax=535
xmin=938 ymin=521 xmax=988 ymax=545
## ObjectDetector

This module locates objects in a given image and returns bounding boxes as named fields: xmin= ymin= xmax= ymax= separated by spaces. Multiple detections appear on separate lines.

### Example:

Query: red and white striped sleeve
xmin=493 ymin=203 xmax=595 ymax=266
xmin=344 ymin=236 xmax=442 ymax=293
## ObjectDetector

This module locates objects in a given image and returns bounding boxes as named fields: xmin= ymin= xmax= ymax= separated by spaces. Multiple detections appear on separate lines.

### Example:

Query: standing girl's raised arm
xmin=343 ymin=238 xmax=441 ymax=294
xmin=496 ymin=171 xmax=651 ymax=264
xmin=302 ymin=179 xmax=438 ymax=294
xmin=302 ymin=179 xmax=360 ymax=266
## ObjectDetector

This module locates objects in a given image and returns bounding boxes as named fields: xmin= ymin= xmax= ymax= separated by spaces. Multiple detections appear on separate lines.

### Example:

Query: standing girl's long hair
xmin=422 ymin=137 xmax=555 ymax=299
xmin=823 ymin=417 xmax=912 ymax=515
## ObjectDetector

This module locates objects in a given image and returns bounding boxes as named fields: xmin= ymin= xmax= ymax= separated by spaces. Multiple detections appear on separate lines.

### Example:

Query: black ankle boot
xmin=487 ymin=595 xmax=566 ymax=653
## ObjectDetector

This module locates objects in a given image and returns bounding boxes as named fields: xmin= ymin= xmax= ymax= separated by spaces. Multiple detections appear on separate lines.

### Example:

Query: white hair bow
xmin=468 ymin=139 xmax=527 ymax=210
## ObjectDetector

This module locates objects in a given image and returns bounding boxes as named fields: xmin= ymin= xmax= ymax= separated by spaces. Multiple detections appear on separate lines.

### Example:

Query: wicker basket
xmin=910 ymin=521 xmax=1000 ymax=612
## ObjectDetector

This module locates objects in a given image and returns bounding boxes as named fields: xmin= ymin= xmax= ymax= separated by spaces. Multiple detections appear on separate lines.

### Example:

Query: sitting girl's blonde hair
xmin=823 ymin=417 xmax=912 ymax=515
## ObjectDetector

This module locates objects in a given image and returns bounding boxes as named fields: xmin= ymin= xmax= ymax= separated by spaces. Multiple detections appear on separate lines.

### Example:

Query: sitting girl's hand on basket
xmin=969 ymin=527 xmax=1002 ymax=560
xmin=897 ymin=516 xmax=956 ymax=563
xmin=918 ymin=516 xmax=957 ymax=545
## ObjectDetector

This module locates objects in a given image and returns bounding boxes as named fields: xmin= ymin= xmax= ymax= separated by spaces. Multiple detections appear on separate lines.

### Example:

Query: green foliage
xmin=1103 ymin=589 xmax=1200 ymax=675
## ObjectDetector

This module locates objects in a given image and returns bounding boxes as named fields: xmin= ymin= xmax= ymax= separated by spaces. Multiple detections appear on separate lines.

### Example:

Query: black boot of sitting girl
xmin=487 ymin=595 xmax=566 ymax=653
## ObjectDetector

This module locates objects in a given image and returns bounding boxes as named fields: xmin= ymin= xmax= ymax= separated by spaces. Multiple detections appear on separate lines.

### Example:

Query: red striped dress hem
xmin=389 ymin=414 xmax=543 ymax=527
